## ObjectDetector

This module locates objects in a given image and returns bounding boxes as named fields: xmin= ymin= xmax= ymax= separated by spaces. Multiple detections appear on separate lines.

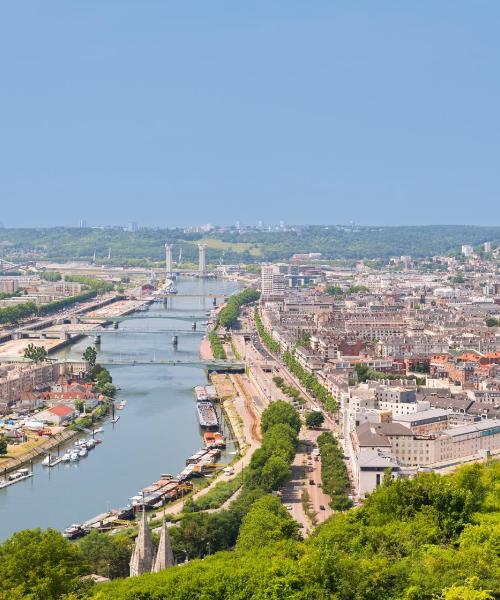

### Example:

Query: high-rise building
xmin=79 ymin=219 xmax=86 ymax=228
xmin=461 ymin=245 xmax=474 ymax=257
xmin=484 ymin=242 xmax=492 ymax=253
xmin=198 ymin=244 xmax=206 ymax=275
xmin=261 ymin=264 xmax=285 ymax=297
xmin=165 ymin=244 xmax=173 ymax=277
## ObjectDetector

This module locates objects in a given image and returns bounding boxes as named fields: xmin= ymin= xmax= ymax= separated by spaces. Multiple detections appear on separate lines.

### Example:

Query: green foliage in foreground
xmin=218 ymin=288 xmax=260 ymax=329
xmin=90 ymin=460 xmax=499 ymax=600
xmin=1 ymin=460 xmax=498 ymax=599
xmin=317 ymin=432 xmax=352 ymax=511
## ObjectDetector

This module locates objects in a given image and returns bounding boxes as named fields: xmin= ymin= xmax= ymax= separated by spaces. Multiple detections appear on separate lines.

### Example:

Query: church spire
xmin=129 ymin=508 xmax=154 ymax=577
xmin=152 ymin=515 xmax=175 ymax=572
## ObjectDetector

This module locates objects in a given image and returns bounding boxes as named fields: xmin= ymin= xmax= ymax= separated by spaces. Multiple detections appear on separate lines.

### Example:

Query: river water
xmin=0 ymin=277 xmax=242 ymax=541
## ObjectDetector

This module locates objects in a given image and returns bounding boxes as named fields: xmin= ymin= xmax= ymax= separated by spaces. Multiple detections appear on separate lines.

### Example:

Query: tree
xmin=236 ymin=495 xmax=300 ymax=552
xmin=0 ymin=528 xmax=88 ymax=599
xmin=23 ymin=343 xmax=48 ymax=363
xmin=325 ymin=286 xmax=343 ymax=296
xmin=0 ymin=435 xmax=8 ymax=455
xmin=78 ymin=530 xmax=132 ymax=579
xmin=75 ymin=400 xmax=85 ymax=414
xmin=305 ymin=411 xmax=324 ymax=429
xmin=485 ymin=317 xmax=498 ymax=328
xmin=83 ymin=346 xmax=98 ymax=368
xmin=261 ymin=400 xmax=301 ymax=435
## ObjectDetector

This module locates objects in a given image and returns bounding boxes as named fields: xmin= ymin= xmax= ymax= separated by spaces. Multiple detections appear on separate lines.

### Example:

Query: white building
xmin=461 ymin=245 xmax=474 ymax=257
xmin=261 ymin=264 xmax=285 ymax=297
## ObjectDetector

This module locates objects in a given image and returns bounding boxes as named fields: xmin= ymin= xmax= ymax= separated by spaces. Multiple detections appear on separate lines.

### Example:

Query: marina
xmin=0 ymin=277 xmax=242 ymax=541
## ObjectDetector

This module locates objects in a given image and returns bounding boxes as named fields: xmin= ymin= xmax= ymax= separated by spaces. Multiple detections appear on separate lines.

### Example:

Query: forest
xmin=1 ymin=224 xmax=499 ymax=266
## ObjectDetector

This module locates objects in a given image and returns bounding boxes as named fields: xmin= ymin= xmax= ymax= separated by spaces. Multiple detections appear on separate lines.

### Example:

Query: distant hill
xmin=0 ymin=225 xmax=498 ymax=265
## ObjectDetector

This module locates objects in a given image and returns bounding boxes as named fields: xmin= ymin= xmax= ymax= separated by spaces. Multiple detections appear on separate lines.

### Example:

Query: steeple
xmin=152 ymin=516 xmax=175 ymax=572
xmin=129 ymin=508 xmax=154 ymax=577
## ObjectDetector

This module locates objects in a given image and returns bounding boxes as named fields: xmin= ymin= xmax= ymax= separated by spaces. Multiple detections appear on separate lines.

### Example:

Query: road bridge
xmin=24 ymin=328 xmax=206 ymax=336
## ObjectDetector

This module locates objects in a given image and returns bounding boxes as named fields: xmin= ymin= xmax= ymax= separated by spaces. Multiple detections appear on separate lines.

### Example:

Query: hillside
xmin=0 ymin=225 xmax=499 ymax=266
xmin=89 ymin=460 xmax=499 ymax=600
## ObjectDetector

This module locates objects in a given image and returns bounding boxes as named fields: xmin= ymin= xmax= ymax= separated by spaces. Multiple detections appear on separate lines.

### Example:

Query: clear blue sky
xmin=1 ymin=2 xmax=499 ymax=227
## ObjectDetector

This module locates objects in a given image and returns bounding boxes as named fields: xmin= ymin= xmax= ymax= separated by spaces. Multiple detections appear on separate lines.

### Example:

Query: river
xmin=0 ymin=277 xmax=242 ymax=541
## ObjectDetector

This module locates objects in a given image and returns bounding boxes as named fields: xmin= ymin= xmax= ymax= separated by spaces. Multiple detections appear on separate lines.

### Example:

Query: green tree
xmin=261 ymin=400 xmax=301 ymax=434
xmin=23 ymin=343 xmax=48 ymax=363
xmin=78 ymin=530 xmax=132 ymax=580
xmin=83 ymin=346 xmax=98 ymax=368
xmin=305 ymin=411 xmax=324 ymax=429
xmin=236 ymin=495 xmax=300 ymax=552
xmin=0 ymin=528 xmax=88 ymax=599
xmin=0 ymin=435 xmax=8 ymax=455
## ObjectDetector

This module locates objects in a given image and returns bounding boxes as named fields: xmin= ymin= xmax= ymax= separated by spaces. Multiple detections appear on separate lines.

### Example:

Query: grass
xmin=188 ymin=237 xmax=262 ymax=256
xmin=185 ymin=476 xmax=243 ymax=512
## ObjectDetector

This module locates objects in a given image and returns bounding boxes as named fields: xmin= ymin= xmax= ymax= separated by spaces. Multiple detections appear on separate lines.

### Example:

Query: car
xmin=319 ymin=505 xmax=325 ymax=511
xmin=285 ymin=505 xmax=292 ymax=511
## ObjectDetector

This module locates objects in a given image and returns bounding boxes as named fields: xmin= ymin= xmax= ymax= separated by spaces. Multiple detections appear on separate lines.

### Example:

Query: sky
xmin=0 ymin=2 xmax=499 ymax=228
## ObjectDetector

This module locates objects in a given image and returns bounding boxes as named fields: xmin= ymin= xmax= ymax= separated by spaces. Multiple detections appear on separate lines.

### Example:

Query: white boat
xmin=61 ymin=452 xmax=71 ymax=462
xmin=93 ymin=427 xmax=104 ymax=434
xmin=116 ymin=400 xmax=126 ymax=410
xmin=86 ymin=439 xmax=96 ymax=449
xmin=0 ymin=469 xmax=33 ymax=489
xmin=42 ymin=454 xmax=54 ymax=466
xmin=78 ymin=448 xmax=88 ymax=458
xmin=69 ymin=452 xmax=79 ymax=462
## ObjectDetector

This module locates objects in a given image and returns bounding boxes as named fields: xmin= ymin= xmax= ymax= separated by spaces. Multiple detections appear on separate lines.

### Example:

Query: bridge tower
xmin=165 ymin=244 xmax=173 ymax=278
xmin=198 ymin=244 xmax=206 ymax=276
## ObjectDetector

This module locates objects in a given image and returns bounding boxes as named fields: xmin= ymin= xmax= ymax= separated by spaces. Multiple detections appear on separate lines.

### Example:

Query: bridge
xmin=25 ymin=328 xmax=206 ymax=336
xmin=0 ymin=355 xmax=245 ymax=373
xmin=80 ymin=313 xmax=210 ymax=322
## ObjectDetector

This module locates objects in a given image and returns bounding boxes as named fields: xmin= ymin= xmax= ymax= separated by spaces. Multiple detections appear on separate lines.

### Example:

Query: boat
xmin=194 ymin=386 xmax=208 ymax=401
xmin=62 ymin=524 xmax=88 ymax=540
xmin=61 ymin=452 xmax=71 ymax=462
xmin=42 ymin=454 xmax=54 ymax=466
xmin=78 ymin=447 xmax=88 ymax=458
xmin=0 ymin=469 xmax=33 ymax=489
xmin=69 ymin=452 xmax=79 ymax=462
xmin=116 ymin=400 xmax=126 ymax=410
xmin=204 ymin=432 xmax=216 ymax=448
xmin=93 ymin=427 xmax=104 ymax=434
xmin=86 ymin=439 xmax=96 ymax=449
xmin=111 ymin=416 xmax=120 ymax=423
xmin=196 ymin=402 xmax=219 ymax=429
xmin=213 ymin=432 xmax=226 ymax=448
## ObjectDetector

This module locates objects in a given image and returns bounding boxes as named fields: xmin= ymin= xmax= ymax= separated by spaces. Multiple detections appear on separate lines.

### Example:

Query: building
xmin=36 ymin=404 xmax=75 ymax=426
xmin=129 ymin=509 xmax=154 ymax=576
xmin=484 ymin=242 xmax=492 ymax=253
xmin=198 ymin=244 xmax=206 ymax=275
xmin=165 ymin=244 xmax=173 ymax=278
xmin=353 ymin=449 xmax=400 ymax=497
xmin=462 ymin=245 xmax=474 ymax=257
xmin=261 ymin=264 xmax=285 ymax=298
xmin=130 ymin=509 xmax=174 ymax=576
